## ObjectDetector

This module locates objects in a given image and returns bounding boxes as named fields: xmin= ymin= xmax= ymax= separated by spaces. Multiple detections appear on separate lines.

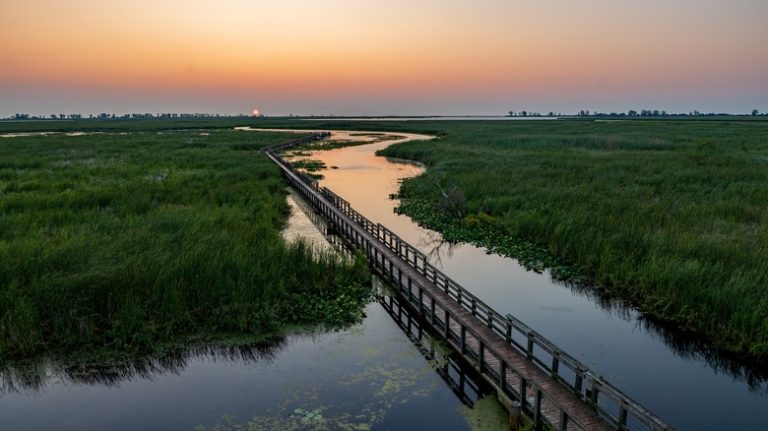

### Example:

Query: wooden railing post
xmin=444 ymin=310 xmax=451 ymax=340
xmin=418 ymin=287 xmax=424 ymax=314
xmin=575 ymin=373 xmax=583 ymax=396
xmin=619 ymin=401 xmax=629 ymax=429
xmin=520 ymin=379 xmax=527 ymax=411
xmin=527 ymin=333 xmax=535 ymax=359
xmin=430 ymin=297 xmax=436 ymax=324
xmin=478 ymin=341 xmax=485 ymax=371
xmin=500 ymin=361 xmax=507 ymax=390
xmin=534 ymin=389 xmax=543 ymax=430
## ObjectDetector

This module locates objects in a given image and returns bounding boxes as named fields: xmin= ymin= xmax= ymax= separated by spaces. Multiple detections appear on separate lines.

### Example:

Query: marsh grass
xmin=0 ymin=129 xmax=370 ymax=361
xmin=378 ymin=120 xmax=768 ymax=356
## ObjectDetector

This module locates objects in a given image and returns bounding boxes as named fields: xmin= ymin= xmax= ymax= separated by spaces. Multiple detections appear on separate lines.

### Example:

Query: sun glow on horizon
xmin=1 ymin=0 xmax=766 ymax=115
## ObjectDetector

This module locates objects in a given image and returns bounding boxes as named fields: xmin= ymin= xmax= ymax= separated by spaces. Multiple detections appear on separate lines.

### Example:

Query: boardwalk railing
xmin=263 ymin=134 xmax=672 ymax=431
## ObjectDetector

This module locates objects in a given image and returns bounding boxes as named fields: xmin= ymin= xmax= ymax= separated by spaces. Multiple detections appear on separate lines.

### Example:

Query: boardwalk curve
xmin=264 ymin=133 xmax=673 ymax=431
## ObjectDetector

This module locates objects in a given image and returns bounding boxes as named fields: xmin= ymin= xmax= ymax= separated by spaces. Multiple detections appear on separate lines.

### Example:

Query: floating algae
xmin=195 ymin=347 xmax=442 ymax=430
xmin=460 ymin=395 xmax=512 ymax=431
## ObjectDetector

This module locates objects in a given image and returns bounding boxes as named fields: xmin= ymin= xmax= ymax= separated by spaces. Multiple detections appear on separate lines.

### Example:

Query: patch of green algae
xmin=460 ymin=395 xmax=510 ymax=431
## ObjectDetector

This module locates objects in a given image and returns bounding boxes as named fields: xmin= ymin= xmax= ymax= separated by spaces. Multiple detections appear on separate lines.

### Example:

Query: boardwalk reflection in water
xmin=0 ymin=183 xmax=506 ymax=430
xmin=296 ymin=128 xmax=768 ymax=430
xmin=0 ymin=288 xmax=502 ymax=431
xmin=0 ymin=186 xmax=503 ymax=431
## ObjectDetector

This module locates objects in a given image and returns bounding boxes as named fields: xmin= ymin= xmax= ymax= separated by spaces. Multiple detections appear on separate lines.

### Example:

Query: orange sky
xmin=2 ymin=0 xmax=766 ymax=115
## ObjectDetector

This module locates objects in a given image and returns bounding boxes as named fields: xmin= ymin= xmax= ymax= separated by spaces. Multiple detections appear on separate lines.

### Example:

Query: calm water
xmin=299 ymin=130 xmax=768 ymax=431
xmin=0 ymin=188 xmax=499 ymax=431
xmin=0 ymin=297 xmax=497 ymax=430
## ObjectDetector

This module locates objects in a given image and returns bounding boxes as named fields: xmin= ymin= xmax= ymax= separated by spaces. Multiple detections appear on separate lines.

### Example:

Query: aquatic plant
xmin=0 ymin=130 xmax=370 ymax=360
xmin=379 ymin=119 xmax=768 ymax=357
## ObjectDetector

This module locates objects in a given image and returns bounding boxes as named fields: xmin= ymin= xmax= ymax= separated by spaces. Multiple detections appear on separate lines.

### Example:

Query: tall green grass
xmin=377 ymin=120 xmax=768 ymax=357
xmin=0 ymin=129 xmax=369 ymax=360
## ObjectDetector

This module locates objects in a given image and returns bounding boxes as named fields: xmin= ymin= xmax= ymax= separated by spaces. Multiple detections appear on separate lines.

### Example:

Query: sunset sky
xmin=2 ymin=0 xmax=766 ymax=116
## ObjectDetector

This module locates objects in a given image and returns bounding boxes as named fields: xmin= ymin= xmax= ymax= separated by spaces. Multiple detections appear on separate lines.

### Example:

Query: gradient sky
xmin=2 ymin=0 xmax=766 ymax=116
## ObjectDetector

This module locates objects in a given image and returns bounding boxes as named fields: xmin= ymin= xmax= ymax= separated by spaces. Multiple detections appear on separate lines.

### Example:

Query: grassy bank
xmin=377 ymin=119 xmax=768 ymax=357
xmin=0 ymin=128 xmax=370 ymax=361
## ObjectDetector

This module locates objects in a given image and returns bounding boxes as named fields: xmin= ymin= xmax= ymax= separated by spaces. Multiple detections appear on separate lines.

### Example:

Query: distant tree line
xmin=507 ymin=111 xmax=560 ymax=117
xmin=3 ymin=113 xmax=256 ymax=120
xmin=508 ymin=109 xmax=765 ymax=118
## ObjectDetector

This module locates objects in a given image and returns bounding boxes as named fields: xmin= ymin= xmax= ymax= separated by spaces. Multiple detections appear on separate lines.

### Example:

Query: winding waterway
xmin=0 ymin=132 xmax=503 ymax=430
xmin=2 ymin=127 xmax=766 ymax=430
xmin=261 ymin=127 xmax=768 ymax=430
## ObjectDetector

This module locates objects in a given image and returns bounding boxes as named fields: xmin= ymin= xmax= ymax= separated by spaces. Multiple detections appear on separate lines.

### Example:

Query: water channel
xmin=269 ymin=128 xmax=768 ymax=430
xmin=0 ymin=169 xmax=502 ymax=431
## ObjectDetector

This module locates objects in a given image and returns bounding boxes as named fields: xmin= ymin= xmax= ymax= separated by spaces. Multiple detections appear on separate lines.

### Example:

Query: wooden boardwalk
xmin=265 ymin=135 xmax=672 ymax=431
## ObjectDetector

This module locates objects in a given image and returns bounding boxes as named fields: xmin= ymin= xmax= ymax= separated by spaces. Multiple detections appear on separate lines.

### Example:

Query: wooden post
xmin=575 ymin=373 xmax=583 ymax=396
xmin=406 ymin=310 xmax=412 ymax=333
xmin=381 ymin=252 xmax=386 ymax=274
xmin=619 ymin=401 xmax=628 ymax=428
xmin=444 ymin=310 xmax=450 ymax=340
xmin=418 ymin=288 xmax=424 ymax=314
xmin=478 ymin=342 xmax=485 ymax=371
xmin=589 ymin=380 xmax=600 ymax=405
xmin=527 ymin=333 xmax=534 ymax=359
xmin=534 ymin=389 xmax=543 ymax=431
xmin=500 ymin=361 xmax=507 ymax=389
xmin=551 ymin=351 xmax=560 ymax=377
xmin=430 ymin=297 xmax=436 ymax=324
xmin=508 ymin=401 xmax=522 ymax=431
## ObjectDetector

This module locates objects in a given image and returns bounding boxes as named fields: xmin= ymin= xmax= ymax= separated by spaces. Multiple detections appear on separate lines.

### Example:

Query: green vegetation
xmin=5 ymin=116 xmax=768 ymax=359
xmin=376 ymin=119 xmax=768 ymax=357
xmin=0 ymin=128 xmax=370 ymax=362
xmin=289 ymin=158 xmax=328 ymax=179
xmin=461 ymin=395 xmax=514 ymax=431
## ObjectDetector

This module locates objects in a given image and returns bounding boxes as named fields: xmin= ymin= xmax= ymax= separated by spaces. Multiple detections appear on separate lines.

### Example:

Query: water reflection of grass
xmin=1 ymin=334 xmax=289 ymax=394
xmin=193 ymin=295 xmax=506 ymax=431
xmin=193 ymin=355 xmax=436 ymax=430
xmin=195 ymin=360 xmax=438 ymax=431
